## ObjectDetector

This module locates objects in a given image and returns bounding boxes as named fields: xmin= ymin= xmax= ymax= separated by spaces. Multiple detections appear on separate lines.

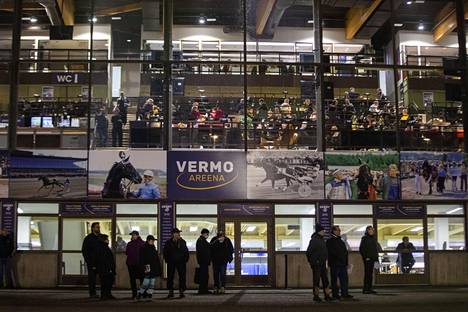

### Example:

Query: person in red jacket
xmin=125 ymin=230 xmax=145 ymax=300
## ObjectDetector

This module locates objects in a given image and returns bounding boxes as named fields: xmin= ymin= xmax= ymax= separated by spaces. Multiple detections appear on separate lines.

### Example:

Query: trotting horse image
xmin=101 ymin=152 xmax=142 ymax=198
xmin=37 ymin=176 xmax=69 ymax=195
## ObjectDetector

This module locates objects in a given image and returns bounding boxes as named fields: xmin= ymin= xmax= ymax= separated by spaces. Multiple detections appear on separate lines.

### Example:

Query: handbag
xmin=194 ymin=267 xmax=200 ymax=284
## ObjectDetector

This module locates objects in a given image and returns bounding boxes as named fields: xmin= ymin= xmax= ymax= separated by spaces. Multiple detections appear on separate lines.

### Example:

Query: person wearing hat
xmin=163 ymin=228 xmax=189 ymax=298
xmin=306 ymin=223 xmax=332 ymax=302
xmin=133 ymin=170 xmax=161 ymax=199
xmin=325 ymin=169 xmax=352 ymax=200
xmin=125 ymin=230 xmax=145 ymax=300
xmin=196 ymin=228 xmax=212 ymax=295
xmin=137 ymin=235 xmax=162 ymax=301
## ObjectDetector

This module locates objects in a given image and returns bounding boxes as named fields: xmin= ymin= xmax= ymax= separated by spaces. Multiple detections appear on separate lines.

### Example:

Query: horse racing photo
xmin=324 ymin=151 xmax=400 ymax=200
xmin=246 ymin=150 xmax=324 ymax=199
xmin=9 ymin=150 xmax=87 ymax=199
xmin=401 ymin=151 xmax=468 ymax=200
xmin=88 ymin=150 xmax=167 ymax=199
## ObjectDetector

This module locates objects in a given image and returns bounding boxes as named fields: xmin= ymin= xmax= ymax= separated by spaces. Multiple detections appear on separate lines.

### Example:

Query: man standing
xmin=117 ymin=91 xmax=129 ymax=125
xmin=396 ymin=236 xmax=416 ymax=274
xmin=96 ymin=234 xmax=116 ymax=300
xmin=306 ymin=224 xmax=332 ymax=302
xmin=210 ymin=231 xmax=234 ymax=294
xmin=196 ymin=228 xmax=211 ymax=295
xmin=359 ymin=225 xmax=379 ymax=294
xmin=0 ymin=228 xmax=14 ymax=288
xmin=326 ymin=225 xmax=353 ymax=300
xmin=125 ymin=230 xmax=145 ymax=300
xmin=163 ymin=228 xmax=189 ymax=298
xmin=81 ymin=222 xmax=101 ymax=298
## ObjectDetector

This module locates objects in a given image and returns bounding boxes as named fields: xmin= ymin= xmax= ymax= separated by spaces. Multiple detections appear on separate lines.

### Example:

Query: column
xmin=163 ymin=0 xmax=173 ymax=150
xmin=313 ymin=0 xmax=324 ymax=152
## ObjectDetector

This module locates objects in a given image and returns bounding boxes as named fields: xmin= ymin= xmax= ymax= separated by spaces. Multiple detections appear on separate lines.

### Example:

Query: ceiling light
xmin=22 ymin=17 xmax=31 ymax=21
xmin=418 ymin=24 xmax=425 ymax=30
xmin=406 ymin=1 xmax=413 ymax=4
xmin=111 ymin=16 xmax=122 ymax=20
xmin=89 ymin=17 xmax=97 ymax=23
xmin=199 ymin=16 xmax=206 ymax=24
xmin=17 ymin=207 xmax=24 ymax=213
xmin=446 ymin=207 xmax=463 ymax=214
xmin=29 ymin=26 xmax=40 ymax=30
xmin=307 ymin=19 xmax=314 ymax=24
xmin=356 ymin=226 xmax=367 ymax=232
xmin=394 ymin=23 xmax=403 ymax=27
xmin=30 ymin=17 xmax=38 ymax=23
xmin=246 ymin=226 xmax=256 ymax=232
xmin=126 ymin=39 xmax=132 ymax=43
xmin=206 ymin=17 xmax=217 ymax=22
xmin=189 ymin=226 xmax=198 ymax=232
xmin=411 ymin=226 xmax=423 ymax=232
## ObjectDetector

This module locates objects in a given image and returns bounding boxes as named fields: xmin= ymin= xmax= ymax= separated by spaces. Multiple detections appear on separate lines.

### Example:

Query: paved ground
xmin=0 ymin=287 xmax=467 ymax=312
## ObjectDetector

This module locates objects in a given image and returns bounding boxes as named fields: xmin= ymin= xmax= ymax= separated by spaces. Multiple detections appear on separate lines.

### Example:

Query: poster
xmin=88 ymin=150 xmax=167 ymax=199
xmin=1 ymin=200 xmax=16 ymax=234
xmin=247 ymin=150 xmax=324 ymax=199
xmin=324 ymin=151 xmax=400 ymax=200
xmin=60 ymin=203 xmax=114 ymax=216
xmin=400 ymin=151 xmax=468 ymax=200
xmin=9 ymin=150 xmax=87 ymax=199
xmin=219 ymin=203 xmax=273 ymax=216
xmin=316 ymin=202 xmax=333 ymax=239
xmin=374 ymin=204 xmax=426 ymax=218
xmin=167 ymin=151 xmax=246 ymax=200
xmin=159 ymin=201 xmax=174 ymax=247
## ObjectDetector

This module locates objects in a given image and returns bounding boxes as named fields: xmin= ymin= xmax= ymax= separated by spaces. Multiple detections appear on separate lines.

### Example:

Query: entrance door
xmin=221 ymin=219 xmax=273 ymax=286
xmin=60 ymin=217 xmax=112 ymax=285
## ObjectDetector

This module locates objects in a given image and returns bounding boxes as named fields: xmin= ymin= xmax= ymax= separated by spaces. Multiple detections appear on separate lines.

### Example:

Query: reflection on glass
xmin=62 ymin=219 xmax=112 ymax=251
xmin=377 ymin=219 xmax=424 ymax=250
xmin=225 ymin=222 xmax=235 ymax=276
xmin=428 ymin=217 xmax=465 ymax=250
xmin=62 ymin=253 xmax=86 ymax=275
xmin=334 ymin=217 xmax=373 ymax=251
xmin=378 ymin=252 xmax=425 ymax=275
xmin=115 ymin=218 xmax=158 ymax=251
xmin=275 ymin=218 xmax=314 ymax=251
xmin=17 ymin=216 xmax=58 ymax=250
xmin=240 ymin=222 xmax=268 ymax=276
xmin=176 ymin=217 xmax=217 ymax=251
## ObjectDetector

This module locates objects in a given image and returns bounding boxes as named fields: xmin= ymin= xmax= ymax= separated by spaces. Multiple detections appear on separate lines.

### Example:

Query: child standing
xmin=137 ymin=235 xmax=162 ymax=301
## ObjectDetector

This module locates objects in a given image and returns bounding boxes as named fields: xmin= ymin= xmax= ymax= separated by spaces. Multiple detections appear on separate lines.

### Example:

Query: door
xmin=221 ymin=218 xmax=273 ymax=286
xmin=60 ymin=217 xmax=112 ymax=285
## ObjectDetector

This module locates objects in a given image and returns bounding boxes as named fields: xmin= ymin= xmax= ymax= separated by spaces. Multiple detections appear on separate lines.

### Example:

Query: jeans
xmin=198 ymin=264 xmax=209 ymax=293
xmin=330 ymin=265 xmax=349 ymax=297
xmin=127 ymin=265 xmax=143 ymax=298
xmin=0 ymin=258 xmax=13 ymax=288
xmin=213 ymin=263 xmax=227 ymax=289
xmin=96 ymin=127 xmax=108 ymax=147
xmin=167 ymin=262 xmax=186 ymax=292
xmin=139 ymin=277 xmax=155 ymax=295
xmin=363 ymin=259 xmax=375 ymax=291
xmin=311 ymin=263 xmax=329 ymax=296
xmin=87 ymin=266 xmax=97 ymax=296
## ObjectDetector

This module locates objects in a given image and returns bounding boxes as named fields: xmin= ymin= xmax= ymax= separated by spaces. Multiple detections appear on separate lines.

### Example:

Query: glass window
xmin=115 ymin=218 xmax=158 ymax=251
xmin=428 ymin=217 xmax=465 ymax=250
xmin=275 ymin=205 xmax=315 ymax=215
xmin=333 ymin=205 xmax=373 ymax=215
xmin=275 ymin=217 xmax=314 ymax=251
xmin=17 ymin=216 xmax=58 ymax=250
xmin=62 ymin=253 xmax=87 ymax=275
xmin=116 ymin=204 xmax=158 ymax=215
xmin=176 ymin=204 xmax=217 ymax=215
xmin=17 ymin=203 xmax=59 ymax=214
xmin=377 ymin=219 xmax=424 ymax=250
xmin=427 ymin=204 xmax=464 ymax=216
xmin=62 ymin=219 xmax=112 ymax=251
xmin=333 ymin=217 xmax=373 ymax=251
xmin=176 ymin=217 xmax=217 ymax=250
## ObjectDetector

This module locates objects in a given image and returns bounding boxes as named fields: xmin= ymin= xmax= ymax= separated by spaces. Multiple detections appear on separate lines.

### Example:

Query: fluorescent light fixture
xmin=30 ymin=17 xmax=38 ymax=23
xmin=111 ymin=16 xmax=122 ymax=20
xmin=199 ymin=16 xmax=206 ymax=24
xmin=30 ymin=221 xmax=35 ymax=225
xmin=394 ymin=23 xmax=404 ymax=27
xmin=411 ymin=226 xmax=423 ymax=232
xmin=29 ymin=26 xmax=40 ymax=30
xmin=189 ymin=226 xmax=198 ymax=232
xmin=446 ymin=207 xmax=463 ymax=214
xmin=406 ymin=0 xmax=413 ymax=4
xmin=17 ymin=208 xmax=24 ymax=214
xmin=126 ymin=39 xmax=132 ymax=43
xmin=307 ymin=19 xmax=314 ymax=24
xmin=22 ymin=17 xmax=31 ymax=21
xmin=131 ymin=226 xmax=140 ymax=232
xmin=418 ymin=24 xmax=425 ymax=30
xmin=89 ymin=17 xmax=97 ymax=23
xmin=206 ymin=17 xmax=217 ymax=22
xmin=246 ymin=226 xmax=256 ymax=232
xmin=356 ymin=226 xmax=367 ymax=232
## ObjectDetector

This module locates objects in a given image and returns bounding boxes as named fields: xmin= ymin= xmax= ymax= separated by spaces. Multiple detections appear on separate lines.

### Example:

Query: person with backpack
xmin=137 ymin=235 xmax=162 ymax=301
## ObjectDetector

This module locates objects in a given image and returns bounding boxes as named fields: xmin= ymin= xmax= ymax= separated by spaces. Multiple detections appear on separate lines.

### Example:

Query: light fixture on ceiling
xmin=307 ymin=19 xmax=314 ymax=24
xmin=30 ymin=17 xmax=38 ymax=23
xmin=446 ymin=207 xmax=463 ymax=214
xmin=394 ymin=23 xmax=404 ymax=27
xmin=89 ymin=16 xmax=97 ymax=23
xmin=418 ymin=24 xmax=425 ymax=30
xmin=29 ymin=26 xmax=40 ymax=30
xmin=411 ymin=226 xmax=423 ymax=232
xmin=199 ymin=16 xmax=206 ymax=24
xmin=246 ymin=226 xmax=256 ymax=232
xmin=206 ymin=17 xmax=217 ymax=22
xmin=406 ymin=0 xmax=413 ymax=4
xmin=111 ymin=16 xmax=122 ymax=20
xmin=189 ymin=226 xmax=198 ymax=232
xmin=126 ymin=39 xmax=132 ymax=43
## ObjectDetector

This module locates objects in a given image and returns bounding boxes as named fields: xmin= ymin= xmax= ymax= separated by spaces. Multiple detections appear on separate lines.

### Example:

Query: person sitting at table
xmin=369 ymin=100 xmax=380 ymax=114
xmin=210 ymin=105 xmax=225 ymax=120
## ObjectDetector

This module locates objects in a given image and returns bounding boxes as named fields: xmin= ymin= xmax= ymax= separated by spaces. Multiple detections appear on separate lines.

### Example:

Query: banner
xmin=316 ymin=202 xmax=333 ymax=239
xmin=218 ymin=203 xmax=273 ymax=216
xmin=60 ymin=203 xmax=114 ymax=216
xmin=1 ymin=200 xmax=16 ymax=234
xmin=374 ymin=204 xmax=426 ymax=218
xmin=159 ymin=201 xmax=175 ymax=248
xmin=167 ymin=151 xmax=246 ymax=200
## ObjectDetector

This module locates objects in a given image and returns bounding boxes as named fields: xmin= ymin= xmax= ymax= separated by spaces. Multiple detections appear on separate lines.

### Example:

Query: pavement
xmin=0 ymin=287 xmax=467 ymax=312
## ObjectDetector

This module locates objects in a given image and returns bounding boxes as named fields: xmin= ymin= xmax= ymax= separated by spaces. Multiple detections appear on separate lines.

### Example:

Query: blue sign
xmin=374 ymin=204 xmax=426 ymax=218
xmin=159 ymin=201 xmax=174 ymax=248
xmin=167 ymin=151 xmax=247 ymax=199
xmin=219 ymin=203 xmax=273 ymax=216
xmin=1 ymin=200 xmax=16 ymax=235
xmin=60 ymin=203 xmax=114 ymax=215
xmin=317 ymin=202 xmax=333 ymax=239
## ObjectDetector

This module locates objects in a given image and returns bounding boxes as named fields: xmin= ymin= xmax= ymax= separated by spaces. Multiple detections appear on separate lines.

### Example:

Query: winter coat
xmin=81 ymin=233 xmax=100 ymax=267
xmin=196 ymin=236 xmax=211 ymax=266
xmin=125 ymin=237 xmax=145 ymax=266
xmin=306 ymin=233 xmax=328 ymax=266
xmin=210 ymin=236 xmax=234 ymax=265
xmin=0 ymin=234 xmax=14 ymax=258
xmin=396 ymin=242 xmax=416 ymax=266
xmin=96 ymin=240 xmax=116 ymax=276
xmin=359 ymin=234 xmax=379 ymax=261
xmin=139 ymin=243 xmax=162 ymax=278
xmin=163 ymin=238 xmax=189 ymax=264
xmin=326 ymin=234 xmax=348 ymax=267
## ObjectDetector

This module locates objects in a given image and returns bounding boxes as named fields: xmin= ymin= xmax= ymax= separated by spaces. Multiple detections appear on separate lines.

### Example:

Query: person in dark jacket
xmin=359 ymin=225 xmax=379 ymax=294
xmin=210 ymin=231 xmax=234 ymax=294
xmin=96 ymin=234 xmax=116 ymax=300
xmin=326 ymin=225 xmax=353 ymax=300
xmin=196 ymin=228 xmax=212 ymax=295
xmin=117 ymin=91 xmax=129 ymax=125
xmin=137 ymin=235 xmax=162 ymax=301
xmin=396 ymin=236 xmax=416 ymax=274
xmin=306 ymin=224 xmax=331 ymax=302
xmin=81 ymin=222 xmax=101 ymax=298
xmin=0 ymin=228 xmax=14 ymax=288
xmin=125 ymin=230 xmax=145 ymax=300
xmin=111 ymin=108 xmax=123 ymax=147
xmin=163 ymin=228 xmax=189 ymax=298
xmin=95 ymin=109 xmax=109 ymax=147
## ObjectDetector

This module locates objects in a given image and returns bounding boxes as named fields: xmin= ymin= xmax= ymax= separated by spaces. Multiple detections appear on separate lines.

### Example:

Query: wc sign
xmin=54 ymin=73 xmax=80 ymax=84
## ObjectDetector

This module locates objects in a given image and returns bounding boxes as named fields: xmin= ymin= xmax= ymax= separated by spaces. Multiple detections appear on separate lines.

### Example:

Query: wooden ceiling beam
xmin=94 ymin=2 xmax=143 ymax=17
xmin=433 ymin=0 xmax=468 ymax=44
xmin=0 ymin=2 xmax=43 ymax=11
xmin=345 ymin=0 xmax=384 ymax=40
xmin=56 ymin=0 xmax=75 ymax=26
xmin=256 ymin=0 xmax=277 ymax=36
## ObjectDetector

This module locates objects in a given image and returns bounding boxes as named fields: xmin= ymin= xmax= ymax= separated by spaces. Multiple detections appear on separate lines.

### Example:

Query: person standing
xmin=306 ymin=224 xmax=332 ymax=302
xmin=95 ymin=109 xmax=108 ymax=147
xmin=326 ymin=225 xmax=353 ymax=300
xmin=81 ymin=222 xmax=101 ymax=298
xmin=359 ymin=225 xmax=379 ymax=294
xmin=0 ymin=228 xmax=14 ymax=289
xmin=125 ymin=230 xmax=145 ymax=300
xmin=196 ymin=228 xmax=212 ymax=295
xmin=210 ymin=231 xmax=234 ymax=294
xmin=460 ymin=162 xmax=467 ymax=192
xmin=396 ymin=236 xmax=416 ymax=274
xmin=117 ymin=91 xmax=129 ymax=125
xmin=137 ymin=235 xmax=162 ymax=301
xmin=111 ymin=108 xmax=123 ymax=147
xmin=96 ymin=234 xmax=116 ymax=300
xmin=163 ymin=228 xmax=189 ymax=298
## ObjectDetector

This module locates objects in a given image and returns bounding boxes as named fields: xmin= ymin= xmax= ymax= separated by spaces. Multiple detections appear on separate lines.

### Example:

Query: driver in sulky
xmin=133 ymin=170 xmax=161 ymax=199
